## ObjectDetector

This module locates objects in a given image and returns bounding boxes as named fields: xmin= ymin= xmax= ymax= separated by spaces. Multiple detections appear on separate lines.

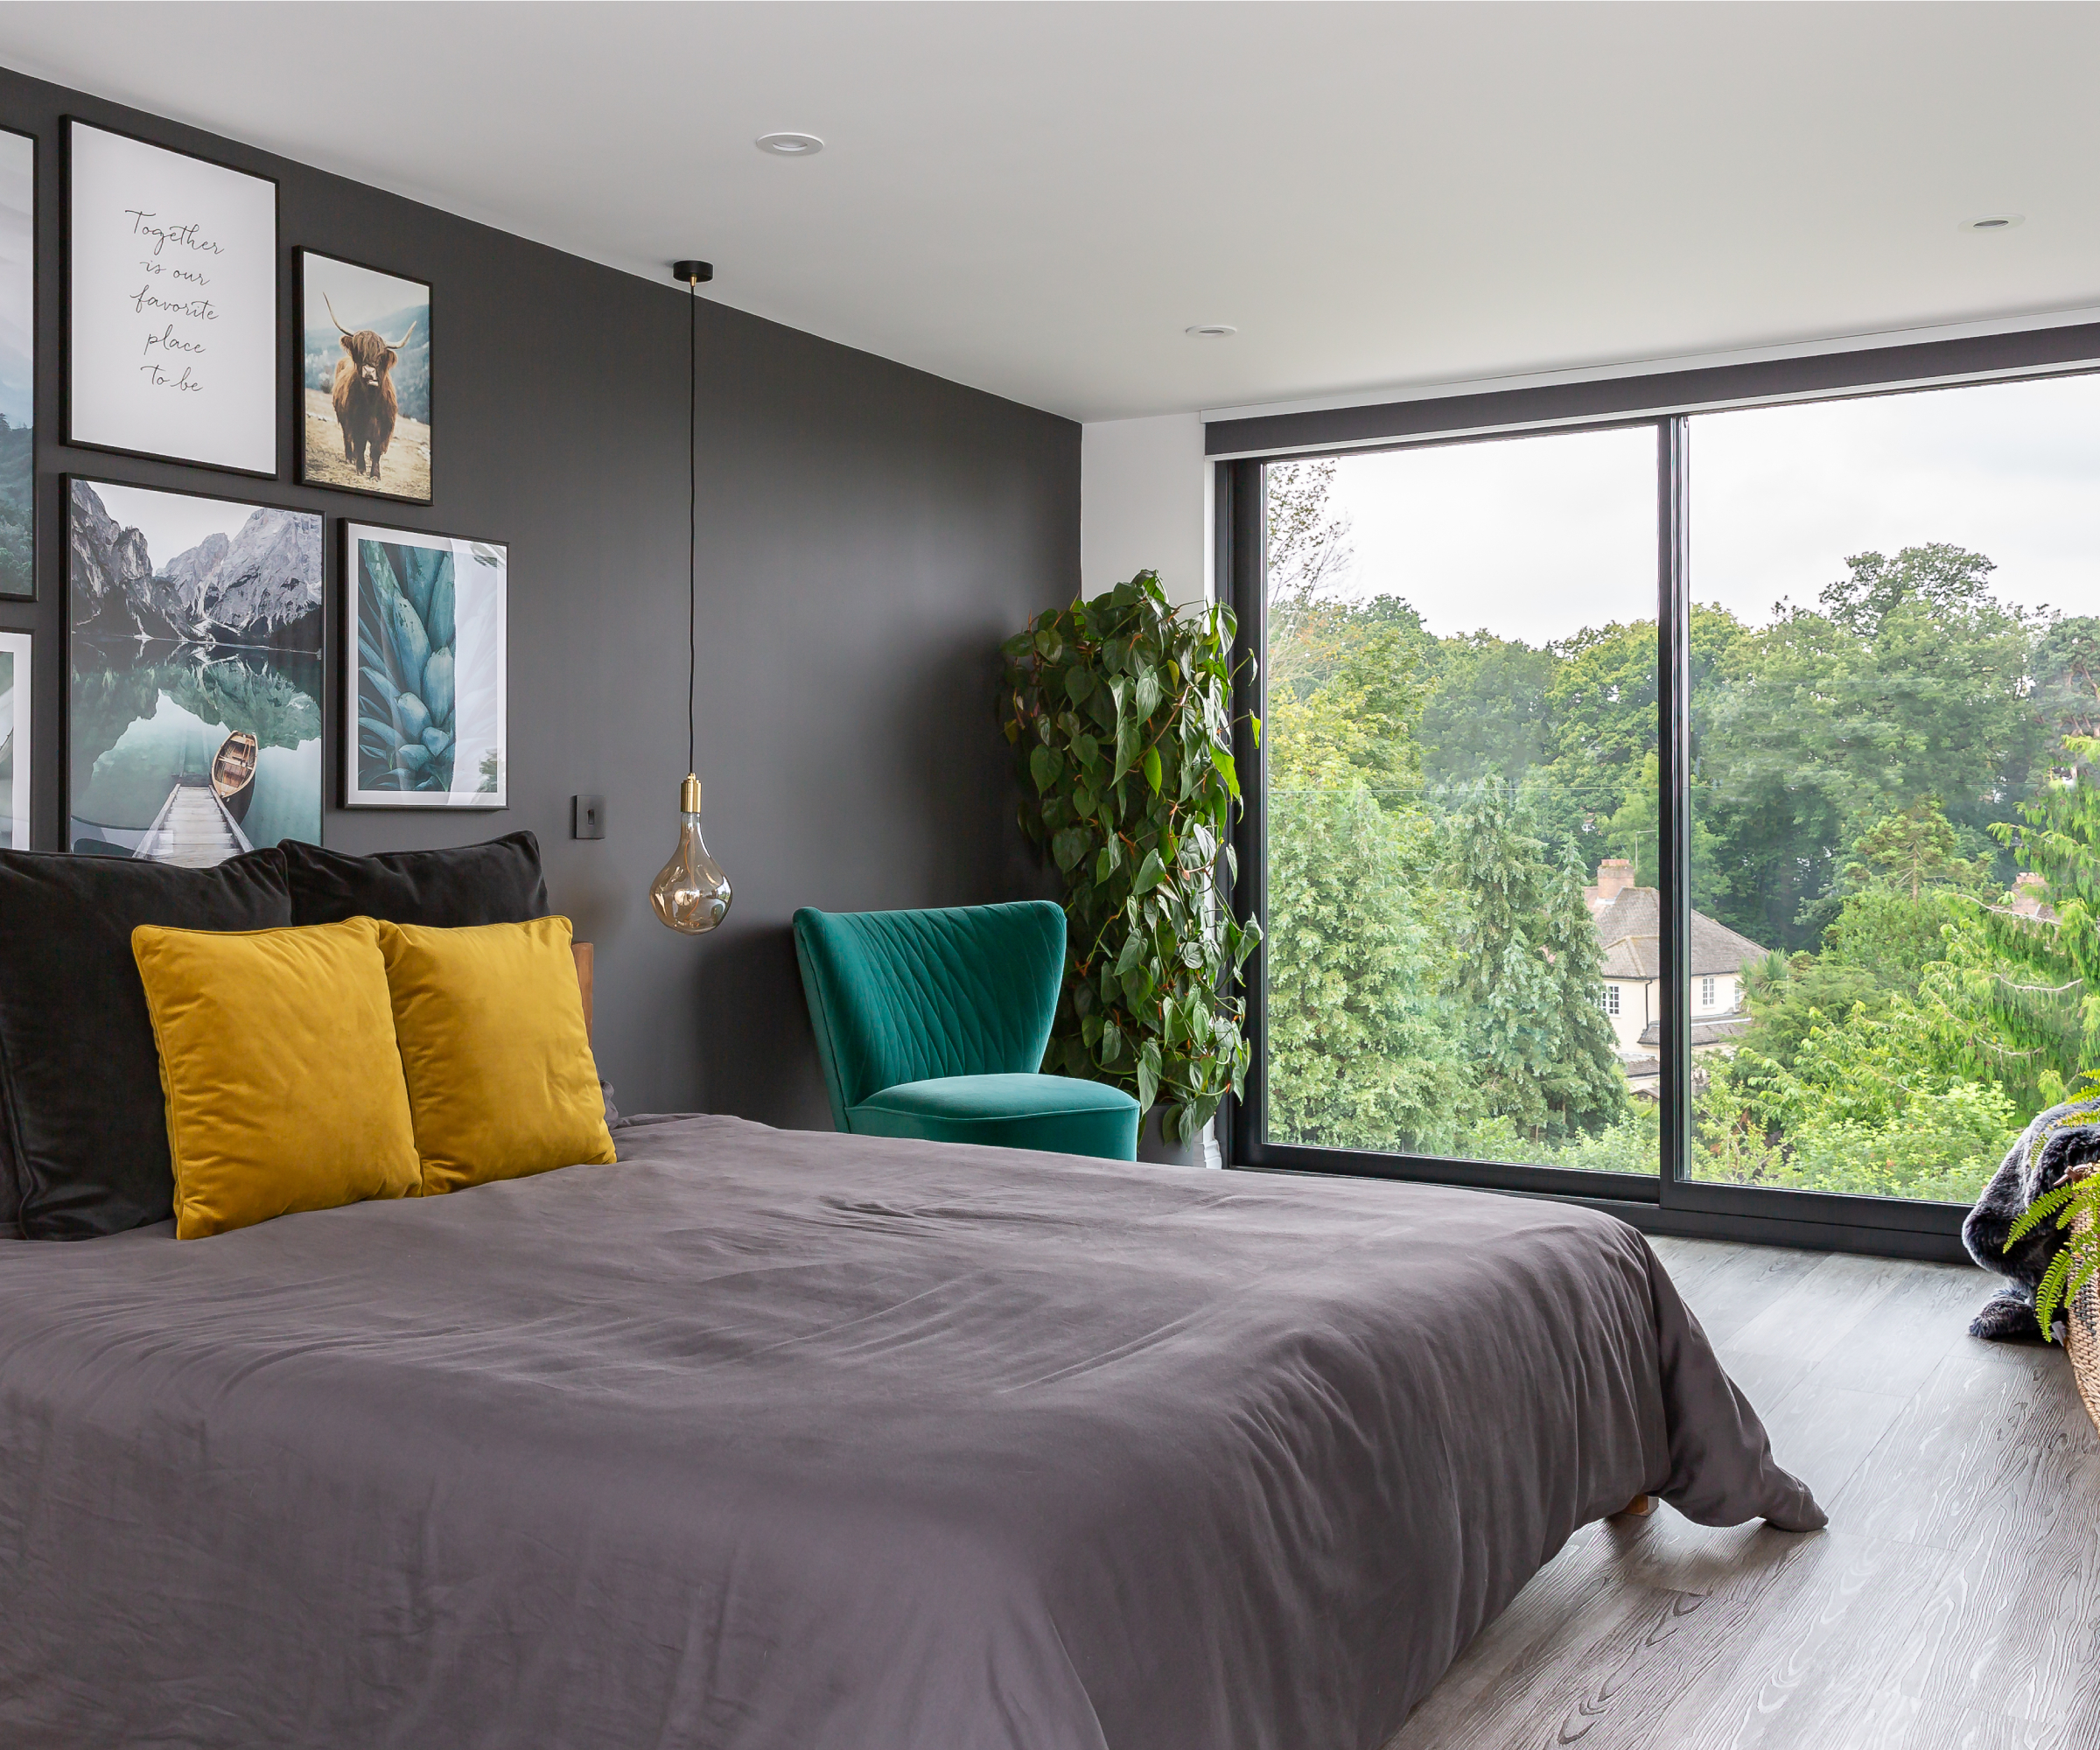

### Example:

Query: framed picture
xmin=66 ymin=478 xmax=322 ymax=862
xmin=66 ymin=121 xmax=276 ymax=477
xmin=0 ymin=130 xmax=35 ymax=599
xmin=345 ymin=522 xmax=506 ymax=808
xmin=0 ymin=629 xmax=29 ymax=849
xmin=298 ymin=250 xmax=430 ymax=504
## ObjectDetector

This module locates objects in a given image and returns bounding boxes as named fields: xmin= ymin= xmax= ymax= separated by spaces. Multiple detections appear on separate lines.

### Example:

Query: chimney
xmin=1585 ymin=858 xmax=1635 ymax=916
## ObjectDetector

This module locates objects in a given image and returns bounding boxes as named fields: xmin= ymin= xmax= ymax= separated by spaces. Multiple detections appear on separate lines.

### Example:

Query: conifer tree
xmin=1440 ymin=781 xmax=1628 ymax=1141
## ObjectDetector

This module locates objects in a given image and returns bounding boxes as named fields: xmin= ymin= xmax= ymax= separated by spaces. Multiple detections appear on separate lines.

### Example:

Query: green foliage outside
xmin=1262 ymin=462 xmax=2100 ymax=1200
xmin=1003 ymin=570 xmax=1258 ymax=1143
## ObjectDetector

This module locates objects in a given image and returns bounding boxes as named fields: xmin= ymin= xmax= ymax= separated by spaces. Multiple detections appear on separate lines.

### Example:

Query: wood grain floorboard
xmin=1754 ymin=1381 xmax=1910 ymax=1507
xmin=1648 ymin=1237 xmax=1830 ymax=1348
xmin=1384 ymin=1241 xmax=2096 ymax=1750
xmin=1845 ymin=1346 xmax=2100 ymax=1727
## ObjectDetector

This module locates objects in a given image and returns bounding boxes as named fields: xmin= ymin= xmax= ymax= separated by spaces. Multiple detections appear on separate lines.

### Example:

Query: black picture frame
xmin=0 ymin=124 xmax=37 ymax=602
xmin=63 ymin=118 xmax=280 ymax=480
xmin=296 ymin=248 xmax=431 ymax=506
xmin=63 ymin=474 xmax=325 ymax=861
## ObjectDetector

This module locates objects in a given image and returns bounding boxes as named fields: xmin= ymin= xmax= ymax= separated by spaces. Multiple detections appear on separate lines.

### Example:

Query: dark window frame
xmin=1216 ymin=333 xmax=2100 ymax=1263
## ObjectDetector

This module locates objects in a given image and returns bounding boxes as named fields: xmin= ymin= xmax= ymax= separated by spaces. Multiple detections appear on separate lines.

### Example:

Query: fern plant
xmin=2006 ymin=1167 xmax=2100 ymax=1344
xmin=1000 ymin=570 xmax=1260 ymax=1143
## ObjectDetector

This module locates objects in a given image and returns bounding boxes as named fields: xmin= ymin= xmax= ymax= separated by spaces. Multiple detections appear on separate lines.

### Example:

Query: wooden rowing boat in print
xmin=211 ymin=731 xmax=258 ymax=825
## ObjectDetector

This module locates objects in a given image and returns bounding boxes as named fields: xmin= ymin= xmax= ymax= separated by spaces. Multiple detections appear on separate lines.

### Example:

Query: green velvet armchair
xmin=791 ymin=901 xmax=1139 ymax=1159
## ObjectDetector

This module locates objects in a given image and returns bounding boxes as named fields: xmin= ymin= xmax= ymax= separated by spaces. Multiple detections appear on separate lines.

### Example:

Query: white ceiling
xmin=2 ymin=2 xmax=2096 ymax=424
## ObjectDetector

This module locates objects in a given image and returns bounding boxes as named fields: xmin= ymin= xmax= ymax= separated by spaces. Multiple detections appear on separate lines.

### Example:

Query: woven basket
xmin=2067 ymin=1166 xmax=2100 ymax=1439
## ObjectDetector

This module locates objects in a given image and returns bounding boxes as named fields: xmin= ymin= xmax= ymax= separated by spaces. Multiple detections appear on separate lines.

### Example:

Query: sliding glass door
xmin=1231 ymin=363 xmax=2100 ymax=1242
xmin=1686 ymin=373 xmax=2100 ymax=1208
xmin=1257 ymin=424 xmax=1661 ymax=1186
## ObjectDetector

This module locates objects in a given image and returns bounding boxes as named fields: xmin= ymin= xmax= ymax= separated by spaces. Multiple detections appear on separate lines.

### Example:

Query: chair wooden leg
xmin=1615 ymin=1494 xmax=1657 ymax=1517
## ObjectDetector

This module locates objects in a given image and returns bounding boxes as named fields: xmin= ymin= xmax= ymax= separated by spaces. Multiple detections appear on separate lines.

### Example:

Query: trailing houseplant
xmin=1001 ymin=570 xmax=1260 ymax=1145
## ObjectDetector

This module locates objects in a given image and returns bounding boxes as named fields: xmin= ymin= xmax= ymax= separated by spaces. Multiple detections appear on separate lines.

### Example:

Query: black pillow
xmin=0 ymin=847 xmax=294 ymax=1240
xmin=282 ymin=831 xmax=550 ymax=928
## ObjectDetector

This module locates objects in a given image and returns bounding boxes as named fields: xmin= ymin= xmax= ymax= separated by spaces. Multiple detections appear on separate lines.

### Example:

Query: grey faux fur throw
xmin=1962 ymin=1095 xmax=2100 ymax=1340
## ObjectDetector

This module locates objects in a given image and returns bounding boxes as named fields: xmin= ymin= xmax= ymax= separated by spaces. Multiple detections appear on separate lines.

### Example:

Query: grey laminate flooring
xmin=1386 ymin=1238 xmax=2100 ymax=1750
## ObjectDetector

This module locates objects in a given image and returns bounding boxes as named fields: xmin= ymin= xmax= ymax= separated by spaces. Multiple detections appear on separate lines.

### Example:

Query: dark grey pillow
xmin=0 ymin=847 xmax=294 ymax=1239
xmin=282 ymin=832 xmax=550 ymax=928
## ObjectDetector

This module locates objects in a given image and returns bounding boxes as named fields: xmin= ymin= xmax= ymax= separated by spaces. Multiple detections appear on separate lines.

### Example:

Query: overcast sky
xmin=90 ymin=481 xmax=270 ymax=570
xmin=1313 ymin=371 xmax=2100 ymax=648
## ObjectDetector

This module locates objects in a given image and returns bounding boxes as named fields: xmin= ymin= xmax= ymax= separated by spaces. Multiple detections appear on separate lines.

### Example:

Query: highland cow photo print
xmin=346 ymin=522 xmax=505 ymax=808
xmin=300 ymin=252 xmax=430 ymax=504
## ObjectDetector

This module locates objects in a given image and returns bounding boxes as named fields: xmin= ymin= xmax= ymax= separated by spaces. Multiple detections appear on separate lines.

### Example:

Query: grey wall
xmin=0 ymin=66 xmax=1076 ymax=1123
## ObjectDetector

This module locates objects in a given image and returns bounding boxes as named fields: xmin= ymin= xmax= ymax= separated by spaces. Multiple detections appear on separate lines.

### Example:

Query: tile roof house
xmin=1583 ymin=859 xmax=1769 ymax=1096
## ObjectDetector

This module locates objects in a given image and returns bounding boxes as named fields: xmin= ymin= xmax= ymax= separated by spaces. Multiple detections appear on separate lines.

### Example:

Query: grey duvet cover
xmin=0 ymin=1114 xmax=1820 ymax=1749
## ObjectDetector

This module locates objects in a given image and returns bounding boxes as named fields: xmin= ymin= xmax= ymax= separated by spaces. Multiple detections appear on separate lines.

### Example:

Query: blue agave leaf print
xmin=355 ymin=535 xmax=464 ymax=796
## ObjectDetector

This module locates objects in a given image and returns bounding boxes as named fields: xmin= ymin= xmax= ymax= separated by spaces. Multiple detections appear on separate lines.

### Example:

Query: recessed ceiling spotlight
xmin=1963 ymin=214 xmax=2024 ymax=231
xmin=756 ymin=132 xmax=824 ymax=158
xmin=1186 ymin=324 xmax=1237 ymax=338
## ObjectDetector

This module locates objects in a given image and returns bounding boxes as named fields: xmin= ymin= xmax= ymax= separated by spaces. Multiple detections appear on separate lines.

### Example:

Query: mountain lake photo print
xmin=68 ymin=480 xmax=324 ymax=864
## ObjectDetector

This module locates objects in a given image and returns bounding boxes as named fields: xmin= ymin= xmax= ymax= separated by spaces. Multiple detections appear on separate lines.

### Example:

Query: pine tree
xmin=1265 ymin=786 xmax=1478 ymax=1152
xmin=1982 ymin=732 xmax=2100 ymax=1086
xmin=1439 ymin=780 xmax=1628 ymax=1140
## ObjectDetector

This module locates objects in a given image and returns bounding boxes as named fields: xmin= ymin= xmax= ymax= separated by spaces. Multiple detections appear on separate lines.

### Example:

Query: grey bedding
xmin=0 ymin=1114 xmax=1820 ymax=1749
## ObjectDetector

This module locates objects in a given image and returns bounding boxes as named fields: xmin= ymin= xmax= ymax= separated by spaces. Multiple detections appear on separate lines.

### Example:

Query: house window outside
xmin=1700 ymin=976 xmax=1716 ymax=1012
xmin=1603 ymin=984 xmax=1621 ymax=1016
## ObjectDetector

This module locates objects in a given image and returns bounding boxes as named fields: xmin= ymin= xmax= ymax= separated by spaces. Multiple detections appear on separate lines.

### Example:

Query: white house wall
xmin=1605 ymin=972 xmax=1743 ymax=1057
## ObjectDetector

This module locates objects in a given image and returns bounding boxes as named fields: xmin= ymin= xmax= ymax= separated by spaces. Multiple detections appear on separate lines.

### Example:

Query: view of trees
xmin=1263 ymin=457 xmax=2100 ymax=1202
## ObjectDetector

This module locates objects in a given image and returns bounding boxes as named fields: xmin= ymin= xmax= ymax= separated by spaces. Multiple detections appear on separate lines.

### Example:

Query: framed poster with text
xmin=66 ymin=121 xmax=276 ymax=476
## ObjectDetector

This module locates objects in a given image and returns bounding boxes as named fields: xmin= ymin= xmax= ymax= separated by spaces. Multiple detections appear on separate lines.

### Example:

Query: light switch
xmin=572 ymin=794 xmax=606 ymax=840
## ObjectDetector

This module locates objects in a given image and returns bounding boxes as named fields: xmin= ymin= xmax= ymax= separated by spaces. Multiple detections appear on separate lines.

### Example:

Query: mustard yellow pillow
xmin=374 ymin=915 xmax=616 ymax=1195
xmin=131 ymin=918 xmax=422 ymax=1240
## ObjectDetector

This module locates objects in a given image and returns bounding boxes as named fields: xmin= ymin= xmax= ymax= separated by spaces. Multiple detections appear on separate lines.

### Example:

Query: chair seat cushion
xmin=849 ymin=1073 xmax=1139 ymax=1160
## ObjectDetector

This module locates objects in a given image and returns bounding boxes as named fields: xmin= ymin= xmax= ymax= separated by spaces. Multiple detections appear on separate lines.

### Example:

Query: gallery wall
xmin=0 ymin=62 xmax=1078 ymax=1123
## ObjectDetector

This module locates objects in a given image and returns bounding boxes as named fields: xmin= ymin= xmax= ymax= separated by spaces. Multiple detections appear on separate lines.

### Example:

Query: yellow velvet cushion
xmin=130 ymin=918 xmax=422 ymax=1240
xmin=374 ymin=915 xmax=616 ymax=1195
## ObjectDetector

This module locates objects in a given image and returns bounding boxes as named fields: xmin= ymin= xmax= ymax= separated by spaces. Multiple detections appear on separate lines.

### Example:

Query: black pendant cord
xmin=687 ymin=276 xmax=697 ymax=780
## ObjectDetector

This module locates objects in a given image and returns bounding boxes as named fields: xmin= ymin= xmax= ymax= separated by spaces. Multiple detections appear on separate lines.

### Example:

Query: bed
xmin=0 ymin=1112 xmax=1820 ymax=1749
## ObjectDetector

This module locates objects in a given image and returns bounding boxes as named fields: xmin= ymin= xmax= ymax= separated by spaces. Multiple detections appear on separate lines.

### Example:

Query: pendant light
xmin=649 ymin=261 xmax=733 ymax=934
